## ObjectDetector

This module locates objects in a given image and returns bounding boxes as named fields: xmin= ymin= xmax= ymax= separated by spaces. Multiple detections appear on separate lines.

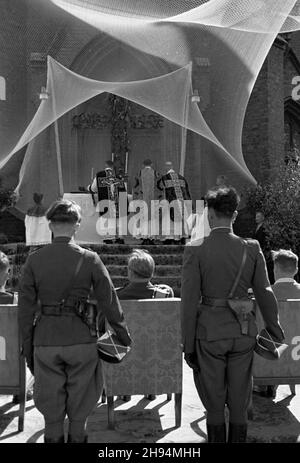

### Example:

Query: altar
xmin=63 ymin=193 xmax=100 ymax=244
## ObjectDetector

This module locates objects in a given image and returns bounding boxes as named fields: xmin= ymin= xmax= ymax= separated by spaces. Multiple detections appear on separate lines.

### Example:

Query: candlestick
xmin=125 ymin=151 xmax=128 ymax=175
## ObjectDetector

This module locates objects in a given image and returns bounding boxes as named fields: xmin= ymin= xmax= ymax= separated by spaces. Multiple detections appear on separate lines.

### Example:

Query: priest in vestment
xmin=133 ymin=159 xmax=160 ymax=244
xmin=157 ymin=161 xmax=192 ymax=244
xmin=88 ymin=160 xmax=124 ymax=243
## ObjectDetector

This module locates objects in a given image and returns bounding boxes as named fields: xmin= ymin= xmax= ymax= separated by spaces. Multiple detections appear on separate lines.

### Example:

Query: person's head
xmin=143 ymin=159 xmax=153 ymax=167
xmin=273 ymin=249 xmax=299 ymax=281
xmin=205 ymin=187 xmax=240 ymax=228
xmin=165 ymin=161 xmax=173 ymax=172
xmin=105 ymin=160 xmax=114 ymax=170
xmin=127 ymin=249 xmax=155 ymax=282
xmin=33 ymin=192 xmax=43 ymax=204
xmin=46 ymin=200 xmax=81 ymax=238
xmin=216 ymin=175 xmax=228 ymax=187
xmin=255 ymin=211 xmax=265 ymax=225
xmin=0 ymin=251 xmax=10 ymax=289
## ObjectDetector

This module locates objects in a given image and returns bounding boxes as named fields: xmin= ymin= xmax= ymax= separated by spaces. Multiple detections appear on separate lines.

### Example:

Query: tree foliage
xmin=244 ymin=162 xmax=300 ymax=254
xmin=0 ymin=177 xmax=16 ymax=212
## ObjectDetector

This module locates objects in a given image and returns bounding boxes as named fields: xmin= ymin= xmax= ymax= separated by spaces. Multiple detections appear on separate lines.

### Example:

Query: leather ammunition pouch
xmin=75 ymin=299 xmax=98 ymax=337
xmin=227 ymin=298 xmax=255 ymax=335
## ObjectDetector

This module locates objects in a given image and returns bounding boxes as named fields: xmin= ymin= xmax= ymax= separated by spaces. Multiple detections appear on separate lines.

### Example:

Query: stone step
xmin=85 ymin=244 xmax=185 ymax=255
xmin=107 ymin=265 xmax=182 ymax=277
xmin=1 ymin=243 xmax=184 ymax=293
xmin=1 ymin=243 xmax=185 ymax=256
xmin=101 ymin=253 xmax=183 ymax=266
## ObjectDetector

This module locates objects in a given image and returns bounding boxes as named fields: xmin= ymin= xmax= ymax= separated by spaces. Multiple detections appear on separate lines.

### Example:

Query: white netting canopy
xmin=1 ymin=0 xmax=300 ymax=212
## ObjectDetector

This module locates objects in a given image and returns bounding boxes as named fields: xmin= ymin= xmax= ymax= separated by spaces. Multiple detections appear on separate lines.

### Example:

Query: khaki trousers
xmin=34 ymin=343 xmax=103 ymax=439
xmin=193 ymin=336 xmax=256 ymax=425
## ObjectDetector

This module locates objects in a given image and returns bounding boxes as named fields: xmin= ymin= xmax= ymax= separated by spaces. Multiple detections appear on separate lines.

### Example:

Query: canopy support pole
xmin=53 ymin=119 xmax=64 ymax=198
xmin=49 ymin=67 xmax=64 ymax=198
xmin=179 ymin=62 xmax=192 ymax=176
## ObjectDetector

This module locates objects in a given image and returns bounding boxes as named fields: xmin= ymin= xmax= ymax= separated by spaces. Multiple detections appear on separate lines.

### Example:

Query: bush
xmin=244 ymin=161 xmax=300 ymax=256
xmin=0 ymin=177 xmax=16 ymax=212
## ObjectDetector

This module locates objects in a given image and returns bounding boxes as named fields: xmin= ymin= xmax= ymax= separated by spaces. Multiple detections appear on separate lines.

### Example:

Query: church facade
xmin=0 ymin=0 xmax=300 ymax=241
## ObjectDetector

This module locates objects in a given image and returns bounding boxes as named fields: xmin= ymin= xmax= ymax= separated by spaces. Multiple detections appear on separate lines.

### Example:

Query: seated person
xmin=254 ymin=249 xmax=300 ymax=398
xmin=117 ymin=249 xmax=174 ymax=300
xmin=272 ymin=249 xmax=300 ymax=300
xmin=0 ymin=251 xmax=17 ymax=304
xmin=117 ymin=249 xmax=174 ymax=401
xmin=0 ymin=252 xmax=33 ymax=403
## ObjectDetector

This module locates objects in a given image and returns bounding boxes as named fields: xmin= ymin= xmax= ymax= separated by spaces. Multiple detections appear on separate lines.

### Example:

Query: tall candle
xmin=125 ymin=151 xmax=128 ymax=174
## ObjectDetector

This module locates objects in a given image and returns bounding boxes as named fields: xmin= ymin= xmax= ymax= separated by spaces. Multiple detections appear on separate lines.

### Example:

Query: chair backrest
xmin=0 ymin=304 xmax=20 ymax=387
xmin=103 ymin=298 xmax=182 ymax=396
xmin=253 ymin=300 xmax=300 ymax=381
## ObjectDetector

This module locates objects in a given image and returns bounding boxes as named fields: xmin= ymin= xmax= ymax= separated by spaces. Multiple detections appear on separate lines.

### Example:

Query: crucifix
xmin=108 ymin=94 xmax=131 ymax=177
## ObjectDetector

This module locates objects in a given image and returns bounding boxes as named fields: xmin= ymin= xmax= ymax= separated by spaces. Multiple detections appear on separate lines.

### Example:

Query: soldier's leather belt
xmin=41 ymin=305 xmax=78 ymax=316
xmin=202 ymin=297 xmax=229 ymax=307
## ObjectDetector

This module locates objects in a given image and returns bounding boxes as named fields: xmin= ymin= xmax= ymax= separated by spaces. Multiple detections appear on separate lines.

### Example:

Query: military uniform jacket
xmin=181 ymin=228 xmax=284 ymax=353
xmin=18 ymin=237 xmax=131 ymax=348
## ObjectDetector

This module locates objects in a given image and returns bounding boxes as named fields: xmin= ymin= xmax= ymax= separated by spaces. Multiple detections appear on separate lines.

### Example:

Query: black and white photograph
xmin=0 ymin=0 xmax=300 ymax=451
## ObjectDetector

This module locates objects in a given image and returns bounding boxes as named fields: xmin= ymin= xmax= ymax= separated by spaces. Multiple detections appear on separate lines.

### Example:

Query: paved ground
xmin=0 ymin=362 xmax=299 ymax=444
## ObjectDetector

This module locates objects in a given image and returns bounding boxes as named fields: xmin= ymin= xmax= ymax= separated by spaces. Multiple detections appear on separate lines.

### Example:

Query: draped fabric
xmin=0 ymin=1 xmax=299 ymax=213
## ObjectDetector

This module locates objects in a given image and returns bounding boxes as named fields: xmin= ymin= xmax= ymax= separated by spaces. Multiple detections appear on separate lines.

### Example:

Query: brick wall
xmin=242 ymin=41 xmax=285 ymax=183
xmin=0 ymin=0 xmax=27 ymax=186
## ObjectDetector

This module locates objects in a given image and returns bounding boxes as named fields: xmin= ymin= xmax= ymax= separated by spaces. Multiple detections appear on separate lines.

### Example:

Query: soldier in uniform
xmin=18 ymin=199 xmax=131 ymax=443
xmin=181 ymin=187 xmax=284 ymax=443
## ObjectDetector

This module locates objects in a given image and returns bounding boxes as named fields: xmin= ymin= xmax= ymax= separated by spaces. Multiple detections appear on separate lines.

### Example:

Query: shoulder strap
xmin=228 ymin=240 xmax=247 ymax=299
xmin=59 ymin=251 xmax=85 ymax=304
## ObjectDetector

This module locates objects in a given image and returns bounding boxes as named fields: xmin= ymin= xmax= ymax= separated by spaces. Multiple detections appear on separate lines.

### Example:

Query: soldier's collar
xmin=211 ymin=226 xmax=233 ymax=233
xmin=53 ymin=236 xmax=74 ymax=243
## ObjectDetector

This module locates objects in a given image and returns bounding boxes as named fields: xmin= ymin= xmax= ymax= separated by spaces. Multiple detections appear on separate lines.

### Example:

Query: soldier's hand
xmin=184 ymin=352 xmax=199 ymax=371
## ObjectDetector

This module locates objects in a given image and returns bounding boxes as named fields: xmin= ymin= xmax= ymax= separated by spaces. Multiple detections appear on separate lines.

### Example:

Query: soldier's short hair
xmin=272 ymin=249 xmax=298 ymax=272
xmin=105 ymin=160 xmax=114 ymax=168
xmin=206 ymin=187 xmax=240 ymax=218
xmin=128 ymin=249 xmax=155 ymax=279
xmin=0 ymin=251 xmax=9 ymax=273
xmin=46 ymin=200 xmax=81 ymax=224
xmin=143 ymin=159 xmax=152 ymax=166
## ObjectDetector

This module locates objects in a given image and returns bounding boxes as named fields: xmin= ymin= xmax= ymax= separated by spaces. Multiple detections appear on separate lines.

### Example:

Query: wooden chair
xmin=249 ymin=300 xmax=300 ymax=417
xmin=102 ymin=298 xmax=183 ymax=429
xmin=0 ymin=304 xmax=26 ymax=431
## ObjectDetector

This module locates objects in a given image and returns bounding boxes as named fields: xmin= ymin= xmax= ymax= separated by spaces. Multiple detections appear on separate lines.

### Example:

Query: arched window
xmin=0 ymin=76 xmax=6 ymax=101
